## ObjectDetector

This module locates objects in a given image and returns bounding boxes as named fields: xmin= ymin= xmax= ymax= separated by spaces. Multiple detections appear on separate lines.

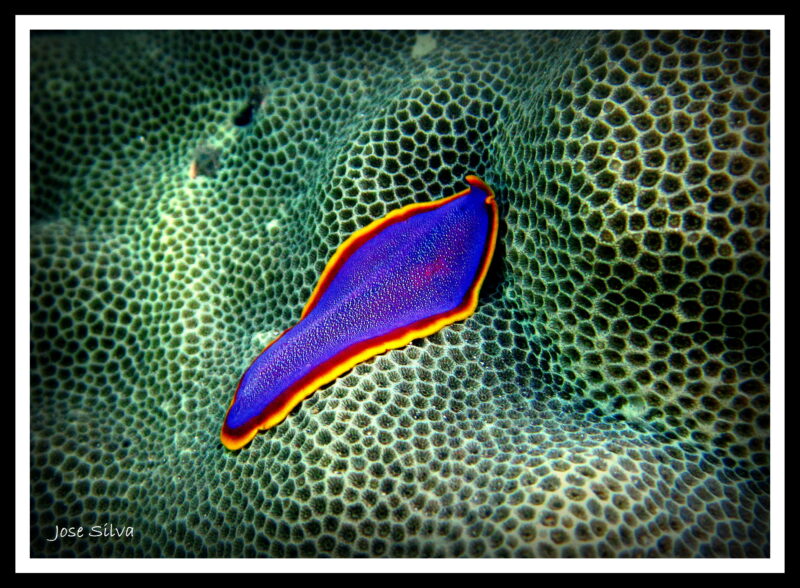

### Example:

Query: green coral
xmin=30 ymin=30 xmax=769 ymax=557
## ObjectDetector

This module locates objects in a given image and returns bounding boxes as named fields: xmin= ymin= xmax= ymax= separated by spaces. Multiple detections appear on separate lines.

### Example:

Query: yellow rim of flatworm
xmin=221 ymin=175 xmax=497 ymax=450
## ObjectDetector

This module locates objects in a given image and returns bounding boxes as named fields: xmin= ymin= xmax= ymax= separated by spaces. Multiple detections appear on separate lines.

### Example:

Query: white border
xmin=17 ymin=14 xmax=784 ymax=573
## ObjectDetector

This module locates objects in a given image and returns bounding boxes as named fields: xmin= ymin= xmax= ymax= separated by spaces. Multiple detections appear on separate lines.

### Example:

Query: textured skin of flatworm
xmin=222 ymin=176 xmax=497 ymax=449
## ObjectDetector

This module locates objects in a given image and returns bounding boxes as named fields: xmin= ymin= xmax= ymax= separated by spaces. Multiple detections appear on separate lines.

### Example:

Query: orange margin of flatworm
xmin=221 ymin=175 xmax=498 ymax=450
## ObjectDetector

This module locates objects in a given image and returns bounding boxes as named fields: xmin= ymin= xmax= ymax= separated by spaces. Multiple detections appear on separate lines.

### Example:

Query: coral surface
xmin=30 ymin=30 xmax=769 ymax=557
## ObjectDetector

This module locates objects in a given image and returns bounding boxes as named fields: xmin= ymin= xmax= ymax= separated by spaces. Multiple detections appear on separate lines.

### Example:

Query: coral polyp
xmin=30 ymin=30 xmax=769 ymax=558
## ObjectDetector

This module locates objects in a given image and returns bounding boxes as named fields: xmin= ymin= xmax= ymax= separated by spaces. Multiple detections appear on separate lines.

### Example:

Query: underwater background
xmin=29 ymin=30 xmax=769 ymax=557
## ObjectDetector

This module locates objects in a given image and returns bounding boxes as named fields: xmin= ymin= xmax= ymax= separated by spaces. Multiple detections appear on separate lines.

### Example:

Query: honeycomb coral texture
xmin=30 ymin=30 xmax=769 ymax=557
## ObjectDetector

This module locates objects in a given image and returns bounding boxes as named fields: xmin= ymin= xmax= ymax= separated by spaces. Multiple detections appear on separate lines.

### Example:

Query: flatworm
xmin=221 ymin=175 xmax=499 ymax=449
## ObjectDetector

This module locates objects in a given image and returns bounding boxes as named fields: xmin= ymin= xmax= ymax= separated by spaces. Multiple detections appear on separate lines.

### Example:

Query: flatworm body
xmin=221 ymin=175 xmax=498 ymax=449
